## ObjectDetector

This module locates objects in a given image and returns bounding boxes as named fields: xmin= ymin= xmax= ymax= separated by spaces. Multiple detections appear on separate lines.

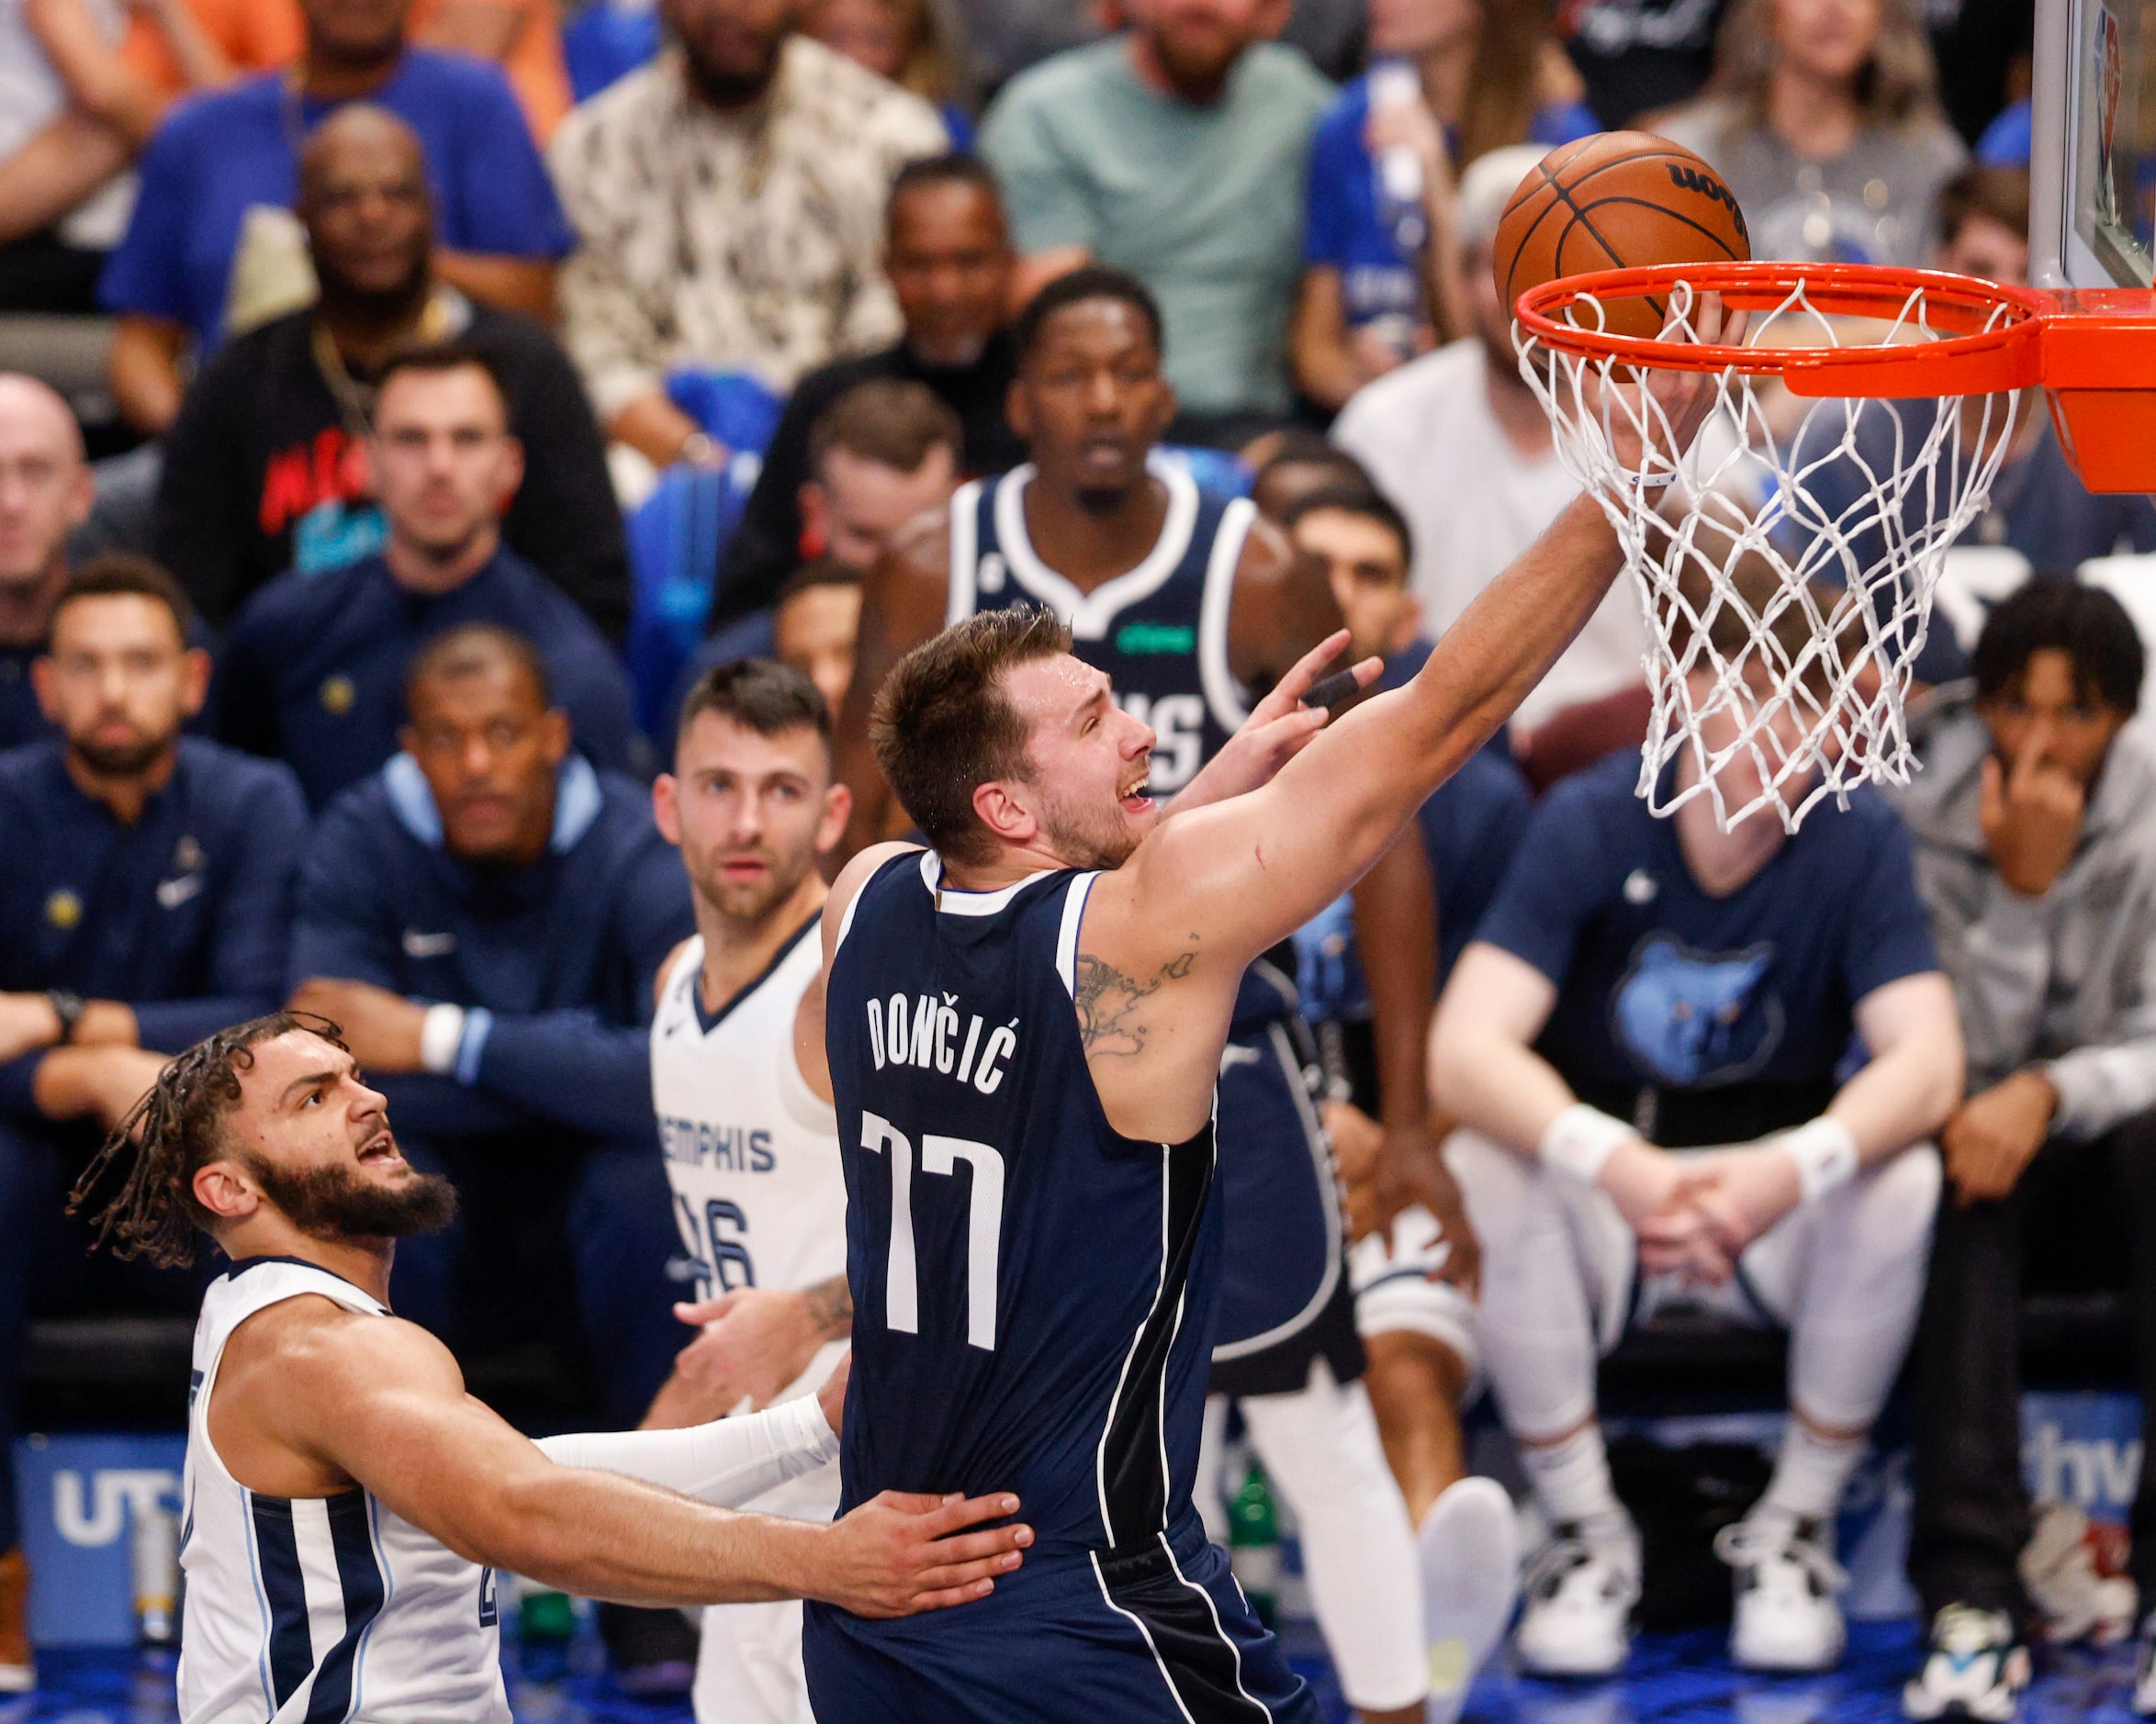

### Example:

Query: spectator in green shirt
xmin=978 ymin=0 xmax=1331 ymax=449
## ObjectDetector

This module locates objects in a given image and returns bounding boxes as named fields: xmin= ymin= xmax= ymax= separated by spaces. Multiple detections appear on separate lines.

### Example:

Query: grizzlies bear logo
xmin=1611 ymin=935 xmax=1782 ymax=1085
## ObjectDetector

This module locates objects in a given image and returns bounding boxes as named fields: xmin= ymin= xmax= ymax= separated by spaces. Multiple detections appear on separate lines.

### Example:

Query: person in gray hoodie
xmin=1896 ymin=575 xmax=2156 ymax=1723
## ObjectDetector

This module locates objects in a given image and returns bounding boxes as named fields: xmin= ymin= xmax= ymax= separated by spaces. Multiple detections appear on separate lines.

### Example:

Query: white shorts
xmin=695 ymin=1597 xmax=810 ymax=1724
xmin=1350 ymin=1203 xmax=1481 ymax=1384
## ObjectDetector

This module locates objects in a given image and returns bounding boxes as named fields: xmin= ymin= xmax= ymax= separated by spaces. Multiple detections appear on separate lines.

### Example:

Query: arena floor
xmin=10 ymin=1621 xmax=2151 ymax=1724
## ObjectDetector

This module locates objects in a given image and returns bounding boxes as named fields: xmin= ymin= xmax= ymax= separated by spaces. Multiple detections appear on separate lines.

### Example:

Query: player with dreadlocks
xmin=73 ymin=1012 xmax=1034 ymax=1724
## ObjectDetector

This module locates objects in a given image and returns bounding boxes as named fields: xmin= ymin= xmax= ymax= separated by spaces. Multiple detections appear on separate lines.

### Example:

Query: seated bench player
xmin=1431 ymin=568 xmax=1961 ymax=1678
xmin=286 ymin=623 xmax=693 ymax=1427
xmin=1896 ymin=578 xmax=2156 ymax=1721
xmin=0 ymin=556 xmax=309 ymax=1692
xmin=218 ymin=342 xmax=636 ymax=809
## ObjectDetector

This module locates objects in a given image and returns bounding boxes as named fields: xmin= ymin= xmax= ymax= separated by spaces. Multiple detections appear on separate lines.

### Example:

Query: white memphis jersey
xmin=652 ymin=922 xmax=846 ymax=1520
xmin=178 ymin=1259 xmax=509 ymax=1724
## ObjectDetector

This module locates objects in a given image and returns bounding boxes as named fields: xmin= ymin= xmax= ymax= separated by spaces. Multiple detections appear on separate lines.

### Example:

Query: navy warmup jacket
xmin=216 ymin=546 xmax=639 ymax=809
xmin=0 ymin=736 xmax=309 ymax=1121
xmin=288 ymin=753 xmax=693 ymax=1140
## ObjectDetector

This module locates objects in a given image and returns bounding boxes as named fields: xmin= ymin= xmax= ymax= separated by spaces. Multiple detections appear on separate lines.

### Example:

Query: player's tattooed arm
xmin=1073 ymin=951 xmax=1196 ymax=1057
xmin=803 ymin=1276 xmax=853 ymax=1341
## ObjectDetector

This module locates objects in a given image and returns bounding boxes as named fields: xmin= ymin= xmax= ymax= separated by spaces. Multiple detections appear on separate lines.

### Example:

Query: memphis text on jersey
xmin=657 ymin=1114 xmax=778 ymax=1173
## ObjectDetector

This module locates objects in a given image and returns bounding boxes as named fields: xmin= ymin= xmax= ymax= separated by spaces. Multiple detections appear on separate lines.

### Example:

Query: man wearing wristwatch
xmin=1429 ymin=568 xmax=1961 ymax=1685
xmin=0 ymin=554 xmax=310 ymax=1693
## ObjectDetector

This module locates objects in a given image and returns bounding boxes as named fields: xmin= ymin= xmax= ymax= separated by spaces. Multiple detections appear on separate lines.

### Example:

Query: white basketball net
xmin=1518 ymin=275 xmax=2022 ymax=832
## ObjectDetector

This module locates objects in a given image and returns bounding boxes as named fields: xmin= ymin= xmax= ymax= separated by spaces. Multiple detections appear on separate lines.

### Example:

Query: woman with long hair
xmin=1654 ymin=0 xmax=1967 ymax=266
xmin=1294 ymin=0 xmax=1595 ymax=411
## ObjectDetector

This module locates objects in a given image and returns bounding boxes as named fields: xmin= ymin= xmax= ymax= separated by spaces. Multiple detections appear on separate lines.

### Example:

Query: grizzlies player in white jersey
xmin=69 ymin=1013 xmax=1037 ymax=1722
xmin=646 ymin=660 xmax=857 ymax=1723
xmin=806 ymin=346 xmax=1724 ymax=1718
xmin=834 ymin=266 xmax=1451 ymax=1722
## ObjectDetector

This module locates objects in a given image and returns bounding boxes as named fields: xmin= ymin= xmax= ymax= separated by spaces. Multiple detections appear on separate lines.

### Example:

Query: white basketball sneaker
xmin=1717 ymin=1508 xmax=1847 ymax=1672
xmin=1514 ymin=1511 xmax=1640 ymax=1678
xmin=1902 ymin=1604 xmax=2031 ymax=1722
xmin=1418 ymin=1477 xmax=1521 ymax=1722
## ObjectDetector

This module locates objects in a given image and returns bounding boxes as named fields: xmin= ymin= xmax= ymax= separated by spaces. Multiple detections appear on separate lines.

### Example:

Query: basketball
xmin=1491 ymin=131 xmax=1753 ymax=338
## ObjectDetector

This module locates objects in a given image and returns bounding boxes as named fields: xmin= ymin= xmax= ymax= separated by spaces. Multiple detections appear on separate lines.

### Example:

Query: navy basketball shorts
xmin=803 ymin=1512 xmax=1319 ymax=1722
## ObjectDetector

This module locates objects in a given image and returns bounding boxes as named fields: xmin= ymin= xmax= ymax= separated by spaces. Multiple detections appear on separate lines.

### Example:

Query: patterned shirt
xmin=549 ymin=37 xmax=948 ymax=420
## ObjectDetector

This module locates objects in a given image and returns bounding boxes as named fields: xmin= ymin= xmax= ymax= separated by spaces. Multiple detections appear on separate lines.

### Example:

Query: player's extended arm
xmin=263 ymin=1306 xmax=1027 ymax=1615
xmin=1114 ymin=492 xmax=1633 ymax=974
xmin=833 ymin=514 xmax=951 ymax=863
xmin=1831 ymin=972 xmax=1965 ymax=1159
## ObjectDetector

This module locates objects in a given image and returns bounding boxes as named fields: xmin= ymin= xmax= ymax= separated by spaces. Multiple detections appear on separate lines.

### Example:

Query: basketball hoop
xmin=1513 ymin=259 xmax=2053 ymax=833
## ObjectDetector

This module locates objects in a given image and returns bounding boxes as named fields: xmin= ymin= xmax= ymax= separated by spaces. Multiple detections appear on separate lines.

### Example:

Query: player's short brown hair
xmin=677 ymin=656 xmax=832 ymax=750
xmin=807 ymin=379 xmax=962 ymax=479
xmin=51 ymin=553 xmax=194 ymax=642
xmin=73 ymin=1013 xmax=346 ymax=1270
xmin=870 ymin=606 xmax=1072 ymax=865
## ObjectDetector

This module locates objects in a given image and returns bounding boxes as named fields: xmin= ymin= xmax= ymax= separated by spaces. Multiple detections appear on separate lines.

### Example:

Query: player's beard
xmin=1031 ymin=777 xmax=1142 ymax=872
xmin=68 ymin=719 xmax=174 ymax=778
xmin=694 ymin=843 xmax=815 ymax=930
xmin=245 ymin=1149 xmax=458 ymax=1243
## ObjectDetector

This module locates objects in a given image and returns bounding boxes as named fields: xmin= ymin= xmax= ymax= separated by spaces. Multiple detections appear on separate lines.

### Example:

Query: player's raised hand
xmin=816 ymin=1491 xmax=1034 ymax=1618
xmin=1167 ymin=629 xmax=1381 ymax=816
xmin=1592 ymin=291 xmax=1746 ymax=480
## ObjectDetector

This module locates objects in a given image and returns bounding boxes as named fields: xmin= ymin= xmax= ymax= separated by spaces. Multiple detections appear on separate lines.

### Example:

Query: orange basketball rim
xmin=1512 ymin=259 xmax=2156 ymax=493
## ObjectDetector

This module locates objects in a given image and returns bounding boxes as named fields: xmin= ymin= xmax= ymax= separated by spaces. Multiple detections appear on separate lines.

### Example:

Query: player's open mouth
xmin=1119 ymin=778 xmax=1152 ymax=813
xmin=358 ymin=1135 xmax=404 ymax=1170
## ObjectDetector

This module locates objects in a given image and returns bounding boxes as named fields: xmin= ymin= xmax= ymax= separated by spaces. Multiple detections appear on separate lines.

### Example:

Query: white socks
xmin=1761 ymin=1417 xmax=1867 ymax=1524
xmin=1519 ymin=1425 xmax=1623 ymax=1529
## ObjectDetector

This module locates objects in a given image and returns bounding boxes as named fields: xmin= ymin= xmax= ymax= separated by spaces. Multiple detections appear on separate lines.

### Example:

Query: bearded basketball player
xmin=71 ymin=1014 xmax=1033 ymax=1722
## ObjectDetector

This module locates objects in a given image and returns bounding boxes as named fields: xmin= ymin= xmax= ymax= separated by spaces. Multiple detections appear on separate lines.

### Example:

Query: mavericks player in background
xmin=73 ymin=1014 xmax=1034 ymax=1723
xmin=646 ymin=659 xmax=857 ymax=1724
xmin=804 ymin=335 xmax=1724 ymax=1717
xmin=834 ymin=265 xmax=1435 ymax=1723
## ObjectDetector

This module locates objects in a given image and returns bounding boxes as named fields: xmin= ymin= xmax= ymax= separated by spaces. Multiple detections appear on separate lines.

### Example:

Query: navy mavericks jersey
xmin=826 ymin=851 xmax=1222 ymax=1557
xmin=948 ymin=461 xmax=1253 ymax=794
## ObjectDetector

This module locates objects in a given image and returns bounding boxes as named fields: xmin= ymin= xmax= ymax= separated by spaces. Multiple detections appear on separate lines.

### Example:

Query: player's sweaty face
xmin=668 ymin=712 xmax=839 ymax=924
xmin=1005 ymin=655 xmax=1157 ymax=870
xmin=1013 ymin=303 xmax=1171 ymax=508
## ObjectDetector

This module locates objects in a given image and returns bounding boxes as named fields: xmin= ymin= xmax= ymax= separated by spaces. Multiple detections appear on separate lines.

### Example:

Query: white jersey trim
xmin=1055 ymin=871 xmax=1100 ymax=997
xmin=1207 ymin=1021 xmax=1344 ymax=1361
xmin=1197 ymin=497 xmax=1256 ymax=733
xmin=993 ymin=463 xmax=1202 ymax=641
xmin=919 ymin=851 xmax=1060 ymax=917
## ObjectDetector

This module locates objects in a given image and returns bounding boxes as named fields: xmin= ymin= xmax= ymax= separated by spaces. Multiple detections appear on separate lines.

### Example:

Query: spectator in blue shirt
xmin=1292 ymin=0 xmax=1595 ymax=411
xmin=217 ymin=343 xmax=638 ymax=809
xmin=97 ymin=0 xmax=572 ymax=440
xmin=0 ymin=375 xmax=95 ymax=750
xmin=0 ymin=556 xmax=309 ymax=1670
xmin=286 ymin=622 xmax=694 ymax=1427
xmin=1430 ymin=566 xmax=1961 ymax=1682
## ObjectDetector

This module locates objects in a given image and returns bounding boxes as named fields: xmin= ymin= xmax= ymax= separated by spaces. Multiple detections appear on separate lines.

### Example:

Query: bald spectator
xmin=711 ymin=153 xmax=1024 ymax=629
xmin=153 ymin=106 xmax=626 ymax=634
xmin=98 ymin=0 xmax=571 ymax=437
xmin=0 ymin=376 xmax=93 ymax=746
xmin=217 ymin=343 xmax=636 ymax=807
xmin=548 ymin=0 xmax=947 ymax=476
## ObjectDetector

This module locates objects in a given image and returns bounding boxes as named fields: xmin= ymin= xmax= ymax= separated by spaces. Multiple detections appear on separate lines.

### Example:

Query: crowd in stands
xmin=2 ymin=0 xmax=2150 ymax=1717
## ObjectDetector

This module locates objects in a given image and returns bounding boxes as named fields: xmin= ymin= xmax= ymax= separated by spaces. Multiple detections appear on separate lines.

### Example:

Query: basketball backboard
xmin=2032 ymin=0 xmax=2156 ymax=289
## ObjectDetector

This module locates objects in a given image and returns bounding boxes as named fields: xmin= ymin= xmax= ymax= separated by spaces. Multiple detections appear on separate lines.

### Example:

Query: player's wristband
xmin=1776 ymin=1115 xmax=1859 ymax=1204
xmin=1538 ymin=1103 xmax=1634 ymax=1186
xmin=419 ymin=1003 xmax=466 ymax=1075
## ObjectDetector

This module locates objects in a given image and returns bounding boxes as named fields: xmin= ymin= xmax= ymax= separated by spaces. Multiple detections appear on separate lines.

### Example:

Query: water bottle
xmin=517 ymin=1584 xmax=578 ymax=1683
xmin=1227 ymin=1464 xmax=1282 ymax=1629
xmin=1368 ymin=62 xmax=1430 ymax=259
xmin=131 ymin=1500 xmax=180 ymax=1647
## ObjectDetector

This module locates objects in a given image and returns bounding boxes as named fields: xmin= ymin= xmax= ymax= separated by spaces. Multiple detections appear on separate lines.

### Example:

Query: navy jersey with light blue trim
xmin=948 ymin=462 xmax=1253 ymax=795
xmin=826 ymin=852 xmax=1222 ymax=1558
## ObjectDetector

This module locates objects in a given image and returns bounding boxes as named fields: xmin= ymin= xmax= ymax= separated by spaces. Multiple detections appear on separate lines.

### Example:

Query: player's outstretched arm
xmin=238 ymin=1302 xmax=1027 ymax=1614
